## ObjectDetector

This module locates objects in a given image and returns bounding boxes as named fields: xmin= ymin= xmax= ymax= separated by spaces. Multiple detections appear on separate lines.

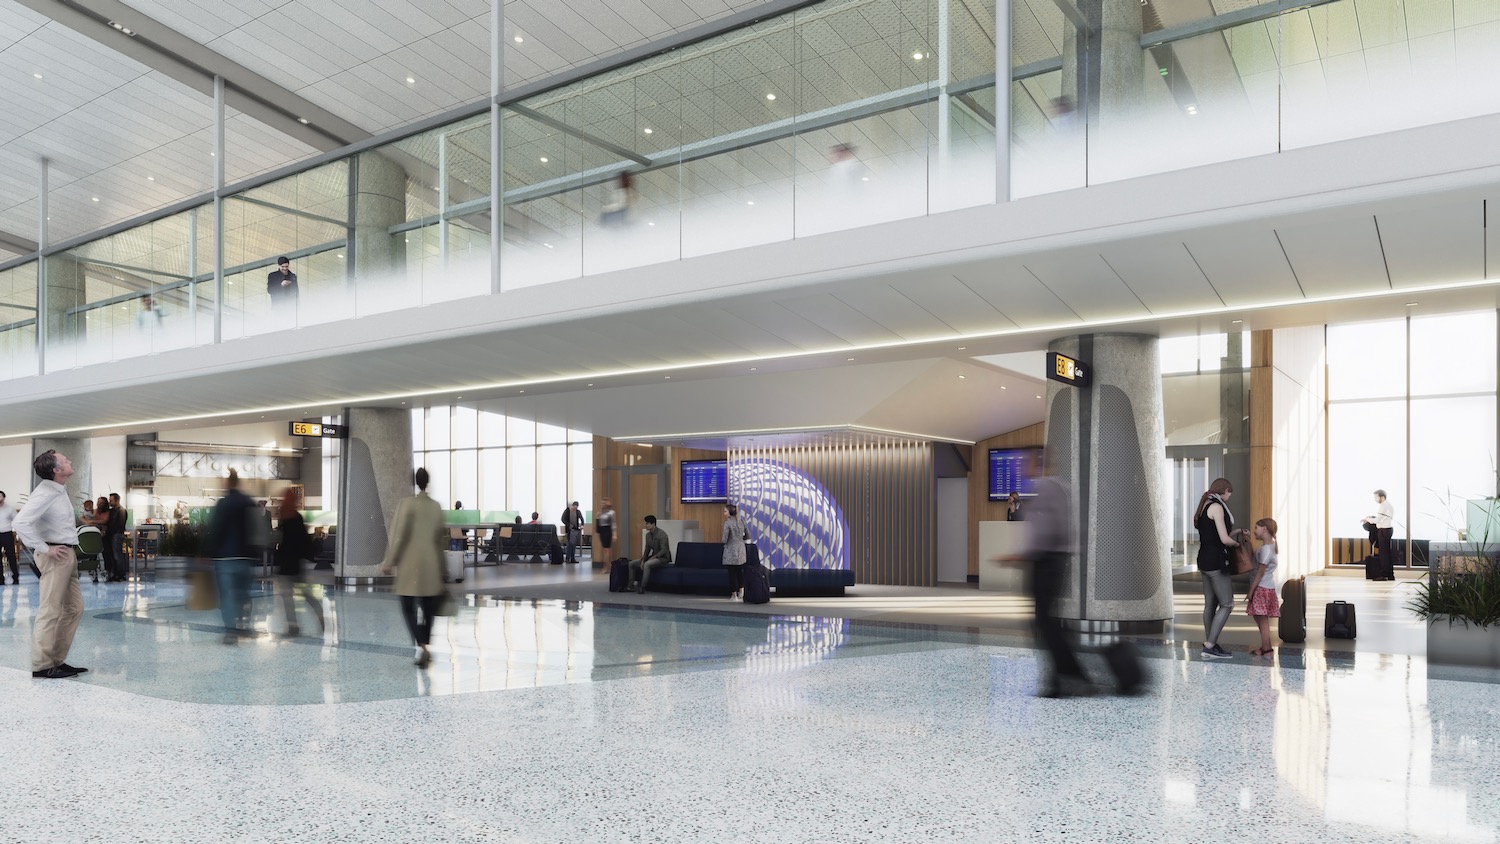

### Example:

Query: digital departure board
xmin=681 ymin=459 xmax=728 ymax=503
xmin=988 ymin=448 xmax=1040 ymax=501
xmin=288 ymin=421 xmax=348 ymax=439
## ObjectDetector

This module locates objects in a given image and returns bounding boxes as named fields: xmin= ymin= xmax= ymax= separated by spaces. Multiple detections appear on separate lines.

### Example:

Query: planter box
xmin=1427 ymin=620 xmax=1500 ymax=668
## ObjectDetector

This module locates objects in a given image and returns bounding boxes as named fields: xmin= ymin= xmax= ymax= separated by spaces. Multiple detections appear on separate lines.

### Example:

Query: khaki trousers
xmin=32 ymin=547 xmax=82 ymax=671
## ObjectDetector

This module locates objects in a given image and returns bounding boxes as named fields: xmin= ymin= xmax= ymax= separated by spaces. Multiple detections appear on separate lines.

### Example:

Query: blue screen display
xmin=988 ymin=448 xmax=1040 ymax=501
xmin=681 ymin=460 xmax=729 ymax=503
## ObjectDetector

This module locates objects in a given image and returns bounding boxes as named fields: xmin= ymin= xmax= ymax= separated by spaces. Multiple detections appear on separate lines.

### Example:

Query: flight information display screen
xmin=681 ymin=459 xmax=729 ymax=503
xmin=988 ymin=448 xmax=1040 ymax=501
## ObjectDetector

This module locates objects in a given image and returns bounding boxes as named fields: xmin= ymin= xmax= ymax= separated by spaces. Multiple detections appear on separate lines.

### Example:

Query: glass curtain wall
xmin=1008 ymin=0 xmax=1500 ymax=197
xmin=0 ymin=262 xmax=38 ymax=380
xmin=43 ymin=206 xmax=214 ymax=368
xmin=411 ymin=404 xmax=593 ymax=522
xmin=1327 ymin=313 xmax=1498 ymax=567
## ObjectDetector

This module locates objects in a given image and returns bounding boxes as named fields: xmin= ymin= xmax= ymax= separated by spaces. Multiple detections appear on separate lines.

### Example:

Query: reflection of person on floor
xmin=1004 ymin=475 xmax=1093 ymax=698
xmin=1362 ymin=489 xmax=1396 ymax=580
xmin=630 ymin=515 xmax=672 ymax=594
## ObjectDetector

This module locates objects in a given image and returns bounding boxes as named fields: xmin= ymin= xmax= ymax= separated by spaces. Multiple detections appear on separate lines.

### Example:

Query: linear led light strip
xmin=618 ymin=424 xmax=977 ymax=446
xmin=4 ymin=273 xmax=1494 ymax=442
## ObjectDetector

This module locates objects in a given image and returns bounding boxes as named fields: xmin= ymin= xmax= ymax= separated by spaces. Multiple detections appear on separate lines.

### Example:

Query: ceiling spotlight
xmin=587 ymin=383 xmax=594 ymax=387
xmin=912 ymin=52 xmax=924 ymax=60
xmin=664 ymin=376 xmax=671 ymax=380
xmin=957 ymin=346 xmax=967 ymax=350
xmin=109 ymin=21 xmax=135 ymax=36
xmin=646 ymin=221 xmax=655 ymax=226
xmin=1231 ymin=319 xmax=1243 ymax=324
xmin=643 ymin=127 xmax=653 ymax=134
xmin=846 ymin=357 xmax=855 ymax=362
xmin=958 ymin=375 xmax=967 ymax=380
xmin=519 ymin=390 xmax=525 ymax=394
xmin=539 ymin=156 xmax=548 ymax=162
xmin=1185 ymin=104 xmax=1198 ymax=115
xmin=1406 ymin=301 xmax=1419 ymax=307
xmin=765 ymin=93 xmax=776 ymax=100
xmin=91 ymin=197 xmax=99 ymax=202
xmin=750 ymin=367 xmax=757 ymax=371
xmin=1036 ymin=395 xmax=1043 ymax=399
xmin=297 ymin=117 xmax=309 ymax=124
xmin=514 ymin=35 xmax=524 ymax=43
xmin=33 ymin=73 xmax=42 ymax=80
xmin=1001 ymin=385 xmax=1007 ymax=390
xmin=406 ymin=76 xmax=416 ymax=84
xmin=147 ymin=176 xmax=155 ymax=181
xmin=746 ymin=200 xmax=755 ymax=206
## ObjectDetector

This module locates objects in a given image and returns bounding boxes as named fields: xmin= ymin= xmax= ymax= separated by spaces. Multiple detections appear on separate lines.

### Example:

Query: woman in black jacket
xmin=274 ymin=487 xmax=324 ymax=637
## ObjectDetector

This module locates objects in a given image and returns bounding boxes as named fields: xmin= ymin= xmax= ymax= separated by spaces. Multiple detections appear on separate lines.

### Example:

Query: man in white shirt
xmin=0 ymin=490 xmax=17 ymax=585
xmin=13 ymin=450 xmax=88 ymax=678
xmin=1362 ymin=489 xmax=1397 ymax=581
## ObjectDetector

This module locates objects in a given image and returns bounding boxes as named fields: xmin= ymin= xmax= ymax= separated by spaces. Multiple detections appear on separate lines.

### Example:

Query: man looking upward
xmin=14 ymin=450 xmax=88 ymax=679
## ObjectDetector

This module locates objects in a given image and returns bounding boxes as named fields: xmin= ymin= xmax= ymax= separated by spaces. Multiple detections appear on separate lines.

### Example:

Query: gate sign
xmin=289 ymin=421 xmax=348 ymax=439
xmin=1046 ymin=352 xmax=1090 ymax=387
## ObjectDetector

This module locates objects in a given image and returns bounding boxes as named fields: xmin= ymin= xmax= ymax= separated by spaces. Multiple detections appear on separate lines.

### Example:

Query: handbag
xmin=1229 ymin=530 xmax=1254 ymax=575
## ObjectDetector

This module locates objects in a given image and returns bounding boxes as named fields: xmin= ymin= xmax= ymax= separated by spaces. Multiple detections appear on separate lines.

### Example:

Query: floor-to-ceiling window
xmin=1327 ymin=312 xmax=1498 ymax=567
xmin=410 ymin=403 xmax=592 ymax=521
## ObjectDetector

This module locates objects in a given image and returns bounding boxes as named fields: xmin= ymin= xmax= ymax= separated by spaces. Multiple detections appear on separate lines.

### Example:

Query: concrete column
xmin=336 ymin=408 xmax=411 ymax=581
xmin=1044 ymin=333 xmax=1171 ymax=628
xmin=352 ymin=152 xmax=408 ymax=281
xmin=1062 ymin=0 xmax=1143 ymax=136
xmin=31 ymin=438 xmax=92 ymax=516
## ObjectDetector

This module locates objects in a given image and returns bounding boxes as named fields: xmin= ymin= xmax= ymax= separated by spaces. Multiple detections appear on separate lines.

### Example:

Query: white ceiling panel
xmin=775 ymin=292 xmax=905 ymax=345
xmin=953 ymin=259 xmax=1083 ymax=328
xmin=1099 ymin=238 xmax=1224 ymax=314
xmin=1375 ymin=200 xmax=1485 ymax=288
xmin=661 ymin=304 xmax=803 ymax=355
xmin=832 ymin=284 xmax=962 ymax=339
xmin=721 ymin=298 xmax=847 ymax=349
xmin=885 ymin=274 xmax=1010 ymax=335
xmin=1274 ymin=216 xmax=1391 ymax=298
xmin=1022 ymin=252 xmax=1151 ymax=321
xmin=1183 ymin=227 xmax=1304 ymax=307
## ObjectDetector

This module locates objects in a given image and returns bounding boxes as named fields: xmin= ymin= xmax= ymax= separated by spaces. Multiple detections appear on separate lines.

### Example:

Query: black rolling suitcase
xmin=742 ymin=563 xmax=770 ymax=604
xmin=1103 ymin=641 xmax=1145 ymax=695
xmin=608 ymin=558 xmax=631 ymax=592
xmin=1325 ymin=601 xmax=1357 ymax=639
xmin=1279 ymin=575 xmax=1307 ymax=643
xmin=1364 ymin=556 xmax=1381 ymax=580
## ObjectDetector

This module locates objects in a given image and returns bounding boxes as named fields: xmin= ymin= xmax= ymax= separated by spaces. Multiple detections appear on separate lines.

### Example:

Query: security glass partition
xmin=0 ymin=262 xmax=38 ymax=380
xmin=44 ymin=206 xmax=214 ymax=369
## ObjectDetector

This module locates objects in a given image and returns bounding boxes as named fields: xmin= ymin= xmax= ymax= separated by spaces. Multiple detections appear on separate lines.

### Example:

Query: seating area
xmin=494 ymin=523 xmax=561 ymax=562
xmin=639 ymin=541 xmax=853 ymax=596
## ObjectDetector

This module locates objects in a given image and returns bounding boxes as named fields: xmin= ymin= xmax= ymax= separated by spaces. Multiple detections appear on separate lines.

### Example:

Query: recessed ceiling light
xmin=513 ymin=35 xmax=524 ymax=43
xmin=750 ymin=367 xmax=757 ymax=371
xmin=958 ymin=375 xmax=967 ymax=380
xmin=847 ymin=357 xmax=855 ymax=361
xmin=643 ymin=127 xmax=653 ymax=134
xmin=91 ymin=197 xmax=99 ymax=202
xmin=664 ymin=376 xmax=671 ymax=380
xmin=646 ymin=221 xmax=655 ymax=226
xmin=957 ymin=346 xmax=967 ymax=350
xmin=1186 ymin=104 xmax=1198 ymax=115
xmin=746 ymin=200 xmax=755 ymax=206
xmin=912 ymin=51 xmax=924 ymax=60
xmin=1036 ymin=395 xmax=1043 ymax=399
xmin=1406 ymin=301 xmax=1419 ymax=307
xmin=1231 ymin=319 xmax=1242 ymax=324
xmin=146 ymin=176 xmax=155 ymax=181
xmin=1001 ymin=385 xmax=1007 ymax=390
xmin=519 ymin=390 xmax=525 ymax=394
xmin=765 ymin=93 xmax=776 ymax=100
xmin=539 ymin=156 xmax=548 ymax=163
xmin=543 ymin=242 xmax=553 ymax=249
xmin=297 ymin=117 xmax=309 ymax=124
xmin=33 ymin=73 xmax=42 ymax=80
xmin=406 ymin=76 xmax=416 ymax=84
xmin=337 ymin=254 xmax=344 ymax=258
xmin=587 ymin=383 xmax=594 ymax=387
xmin=109 ymin=21 xmax=135 ymax=36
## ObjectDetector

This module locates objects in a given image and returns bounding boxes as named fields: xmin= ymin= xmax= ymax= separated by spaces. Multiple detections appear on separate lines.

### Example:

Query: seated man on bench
xmin=629 ymin=515 xmax=672 ymax=593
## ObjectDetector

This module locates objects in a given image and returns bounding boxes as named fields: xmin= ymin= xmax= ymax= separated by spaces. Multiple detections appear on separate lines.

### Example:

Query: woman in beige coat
xmin=379 ymin=467 xmax=447 ymax=668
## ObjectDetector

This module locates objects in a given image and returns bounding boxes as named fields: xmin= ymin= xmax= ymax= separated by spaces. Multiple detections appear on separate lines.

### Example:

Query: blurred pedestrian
xmin=1007 ymin=475 xmax=1094 ymax=698
xmin=595 ymin=498 xmax=616 ymax=567
xmin=107 ymin=492 xmax=128 ymax=581
xmin=14 ymin=450 xmax=87 ymax=678
xmin=274 ymin=487 xmax=323 ymax=638
xmin=204 ymin=469 xmax=262 ymax=644
xmin=0 ymin=490 xmax=18 ymax=585
xmin=380 ymin=468 xmax=446 ymax=668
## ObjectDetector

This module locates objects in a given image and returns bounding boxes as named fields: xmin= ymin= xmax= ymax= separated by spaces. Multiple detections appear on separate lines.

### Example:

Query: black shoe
xmin=58 ymin=663 xmax=88 ymax=674
xmin=32 ymin=666 xmax=79 ymax=679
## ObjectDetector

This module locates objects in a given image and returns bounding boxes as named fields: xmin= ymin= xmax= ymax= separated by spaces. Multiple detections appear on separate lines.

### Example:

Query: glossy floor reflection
xmin=0 ymin=576 xmax=1496 ymax=843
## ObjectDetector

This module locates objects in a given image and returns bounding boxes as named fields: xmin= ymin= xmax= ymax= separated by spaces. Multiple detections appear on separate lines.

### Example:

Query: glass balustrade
xmin=0 ymin=0 xmax=1495 ymax=380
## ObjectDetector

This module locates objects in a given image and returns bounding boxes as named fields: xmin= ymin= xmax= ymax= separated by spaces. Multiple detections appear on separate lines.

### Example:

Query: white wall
xmin=936 ymin=478 xmax=969 ymax=584
xmin=90 ymin=435 xmax=127 ymax=498
xmin=0 ymin=443 xmax=29 ymax=503
xmin=1272 ymin=325 xmax=1327 ymax=579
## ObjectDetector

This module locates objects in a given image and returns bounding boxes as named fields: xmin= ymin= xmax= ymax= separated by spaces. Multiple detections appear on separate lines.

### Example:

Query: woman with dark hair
xmin=1195 ymin=478 xmax=1240 ymax=659
xmin=721 ymin=504 xmax=749 ymax=601
xmin=379 ymin=468 xmax=447 ymax=668
xmin=274 ymin=487 xmax=323 ymax=637
xmin=91 ymin=497 xmax=121 ymax=582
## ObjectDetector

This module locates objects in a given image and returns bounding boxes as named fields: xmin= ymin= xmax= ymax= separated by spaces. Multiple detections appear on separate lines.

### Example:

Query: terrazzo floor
xmin=1 ymin=575 xmax=1497 ymax=843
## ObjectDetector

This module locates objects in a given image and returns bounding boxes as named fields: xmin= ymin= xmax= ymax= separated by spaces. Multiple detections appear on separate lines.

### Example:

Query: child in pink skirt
xmin=1246 ymin=517 xmax=1280 ymax=656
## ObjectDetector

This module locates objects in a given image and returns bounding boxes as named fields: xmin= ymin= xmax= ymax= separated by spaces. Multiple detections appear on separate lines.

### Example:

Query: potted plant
xmin=1409 ymin=490 xmax=1500 ymax=667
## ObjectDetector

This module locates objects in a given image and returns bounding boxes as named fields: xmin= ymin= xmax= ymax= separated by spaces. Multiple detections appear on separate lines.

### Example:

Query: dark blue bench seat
xmin=642 ymin=542 xmax=853 ymax=596
xmin=769 ymin=568 xmax=854 ymax=596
